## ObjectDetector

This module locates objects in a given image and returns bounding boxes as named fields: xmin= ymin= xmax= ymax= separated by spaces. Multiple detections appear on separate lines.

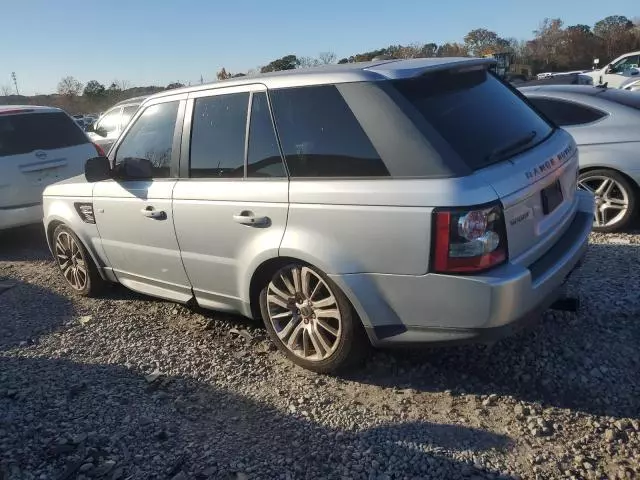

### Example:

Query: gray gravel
xmin=1 ymin=224 xmax=639 ymax=480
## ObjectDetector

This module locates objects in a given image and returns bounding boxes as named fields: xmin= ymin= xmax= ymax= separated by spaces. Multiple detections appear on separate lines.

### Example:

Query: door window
xmin=527 ymin=98 xmax=606 ymax=126
xmin=612 ymin=55 xmax=640 ymax=73
xmin=95 ymin=107 xmax=121 ymax=137
xmin=114 ymin=101 xmax=180 ymax=178
xmin=269 ymin=85 xmax=388 ymax=178
xmin=120 ymin=105 xmax=138 ymax=130
xmin=189 ymin=92 xmax=249 ymax=178
xmin=247 ymin=92 xmax=286 ymax=178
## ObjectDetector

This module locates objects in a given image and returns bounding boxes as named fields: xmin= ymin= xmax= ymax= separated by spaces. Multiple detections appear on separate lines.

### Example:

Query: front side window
xmin=527 ymin=97 xmax=607 ymax=126
xmin=189 ymin=92 xmax=249 ymax=178
xmin=247 ymin=92 xmax=286 ymax=178
xmin=120 ymin=105 xmax=138 ymax=129
xmin=114 ymin=101 xmax=179 ymax=178
xmin=95 ymin=107 xmax=121 ymax=136
xmin=612 ymin=55 xmax=640 ymax=72
xmin=269 ymin=85 xmax=388 ymax=178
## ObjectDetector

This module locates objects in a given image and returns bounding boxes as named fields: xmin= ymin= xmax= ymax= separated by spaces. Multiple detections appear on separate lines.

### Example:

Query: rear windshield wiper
xmin=485 ymin=130 xmax=538 ymax=163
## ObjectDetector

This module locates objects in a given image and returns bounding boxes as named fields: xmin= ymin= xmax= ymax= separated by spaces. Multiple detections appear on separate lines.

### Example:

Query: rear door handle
xmin=233 ymin=211 xmax=269 ymax=226
xmin=141 ymin=206 xmax=166 ymax=220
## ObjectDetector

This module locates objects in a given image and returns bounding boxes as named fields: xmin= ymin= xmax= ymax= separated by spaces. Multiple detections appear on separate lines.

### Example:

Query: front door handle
xmin=233 ymin=210 xmax=269 ymax=226
xmin=141 ymin=206 xmax=166 ymax=220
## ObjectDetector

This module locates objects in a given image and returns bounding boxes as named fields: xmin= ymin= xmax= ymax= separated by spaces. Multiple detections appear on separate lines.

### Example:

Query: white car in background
xmin=585 ymin=51 xmax=640 ymax=88
xmin=0 ymin=106 xmax=100 ymax=230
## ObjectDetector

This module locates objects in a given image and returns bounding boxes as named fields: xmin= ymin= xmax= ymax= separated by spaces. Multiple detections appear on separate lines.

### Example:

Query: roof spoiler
xmin=365 ymin=58 xmax=496 ymax=80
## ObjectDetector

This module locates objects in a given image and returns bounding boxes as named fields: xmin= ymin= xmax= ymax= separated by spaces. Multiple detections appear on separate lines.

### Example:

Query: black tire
xmin=579 ymin=169 xmax=637 ymax=233
xmin=259 ymin=263 xmax=369 ymax=373
xmin=52 ymin=224 xmax=105 ymax=297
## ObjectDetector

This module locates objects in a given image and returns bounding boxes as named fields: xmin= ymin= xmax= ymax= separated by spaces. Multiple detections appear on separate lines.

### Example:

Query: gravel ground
xmin=0 ymin=225 xmax=639 ymax=480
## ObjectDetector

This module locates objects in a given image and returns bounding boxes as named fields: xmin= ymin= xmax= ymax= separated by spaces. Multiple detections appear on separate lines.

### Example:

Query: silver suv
xmin=43 ymin=58 xmax=594 ymax=372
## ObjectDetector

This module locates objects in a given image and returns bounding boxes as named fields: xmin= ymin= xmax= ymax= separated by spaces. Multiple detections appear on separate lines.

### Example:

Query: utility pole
xmin=200 ymin=75 xmax=203 ymax=84
xmin=11 ymin=72 xmax=19 ymax=95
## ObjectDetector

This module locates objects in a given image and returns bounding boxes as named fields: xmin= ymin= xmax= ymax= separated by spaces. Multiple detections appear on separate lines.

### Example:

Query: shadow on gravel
xmin=0 ymin=225 xmax=51 ymax=262
xmin=0 ymin=280 xmax=76 ymax=352
xmin=347 ymin=242 xmax=640 ymax=420
xmin=0 ymin=356 xmax=515 ymax=479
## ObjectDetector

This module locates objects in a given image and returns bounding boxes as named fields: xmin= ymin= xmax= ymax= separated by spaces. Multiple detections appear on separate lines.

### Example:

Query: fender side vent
xmin=74 ymin=202 xmax=95 ymax=224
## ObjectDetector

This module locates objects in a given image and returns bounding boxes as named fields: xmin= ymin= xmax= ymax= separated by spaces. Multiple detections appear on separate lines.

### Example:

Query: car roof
xmin=0 ymin=105 xmax=62 ymax=115
xmin=112 ymin=95 xmax=148 ymax=107
xmin=144 ymin=57 xmax=496 ymax=104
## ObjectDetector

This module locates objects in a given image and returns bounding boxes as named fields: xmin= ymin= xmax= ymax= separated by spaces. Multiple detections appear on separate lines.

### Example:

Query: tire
xmin=52 ymin=224 xmax=105 ymax=297
xmin=259 ymin=263 xmax=369 ymax=373
xmin=578 ymin=169 xmax=637 ymax=233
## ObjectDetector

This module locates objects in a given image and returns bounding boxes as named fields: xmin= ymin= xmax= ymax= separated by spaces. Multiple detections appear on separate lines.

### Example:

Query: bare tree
xmin=0 ymin=84 xmax=12 ymax=96
xmin=112 ymin=79 xmax=131 ymax=91
xmin=216 ymin=68 xmax=232 ymax=80
xmin=57 ymin=76 xmax=83 ymax=96
xmin=298 ymin=56 xmax=320 ymax=69
xmin=318 ymin=51 xmax=337 ymax=64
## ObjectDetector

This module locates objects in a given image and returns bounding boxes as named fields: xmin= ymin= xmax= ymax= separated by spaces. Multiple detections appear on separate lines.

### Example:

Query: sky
xmin=1 ymin=0 xmax=637 ymax=95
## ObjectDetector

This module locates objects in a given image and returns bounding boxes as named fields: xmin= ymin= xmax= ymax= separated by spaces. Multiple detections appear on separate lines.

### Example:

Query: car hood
xmin=43 ymin=174 xmax=93 ymax=198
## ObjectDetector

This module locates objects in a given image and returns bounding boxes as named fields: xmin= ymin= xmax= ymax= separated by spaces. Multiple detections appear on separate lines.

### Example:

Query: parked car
xmin=519 ymin=73 xmax=593 ymax=87
xmin=87 ymin=96 xmax=146 ymax=153
xmin=43 ymin=59 xmax=593 ymax=372
xmin=519 ymin=85 xmax=640 ymax=232
xmin=0 ymin=106 xmax=101 ymax=230
xmin=584 ymin=51 xmax=640 ymax=88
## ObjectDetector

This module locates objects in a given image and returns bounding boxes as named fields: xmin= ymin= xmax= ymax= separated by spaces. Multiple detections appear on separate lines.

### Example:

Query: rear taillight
xmin=93 ymin=143 xmax=105 ymax=156
xmin=433 ymin=203 xmax=508 ymax=274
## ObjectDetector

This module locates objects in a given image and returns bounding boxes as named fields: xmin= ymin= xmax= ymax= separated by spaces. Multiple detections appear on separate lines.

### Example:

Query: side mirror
xmin=116 ymin=157 xmax=153 ymax=180
xmin=85 ymin=156 xmax=111 ymax=182
xmin=605 ymin=65 xmax=615 ymax=74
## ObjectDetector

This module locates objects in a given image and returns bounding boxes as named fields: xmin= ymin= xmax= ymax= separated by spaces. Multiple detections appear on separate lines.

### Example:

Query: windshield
xmin=390 ymin=68 xmax=553 ymax=170
xmin=0 ymin=111 xmax=88 ymax=157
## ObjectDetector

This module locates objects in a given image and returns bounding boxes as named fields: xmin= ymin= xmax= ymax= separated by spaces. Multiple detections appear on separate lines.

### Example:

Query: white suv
xmin=0 ymin=106 xmax=99 ymax=230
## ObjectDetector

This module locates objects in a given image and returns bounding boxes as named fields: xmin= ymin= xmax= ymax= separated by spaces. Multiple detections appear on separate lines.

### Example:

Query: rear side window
xmin=269 ymin=85 xmax=388 ymax=178
xmin=0 ymin=111 xmax=88 ymax=157
xmin=391 ymin=69 xmax=553 ymax=170
xmin=190 ymin=93 xmax=249 ymax=178
xmin=247 ymin=92 xmax=285 ymax=178
xmin=527 ymin=97 xmax=607 ymax=126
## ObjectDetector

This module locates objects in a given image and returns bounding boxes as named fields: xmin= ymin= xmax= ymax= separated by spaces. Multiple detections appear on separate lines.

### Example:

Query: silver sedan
xmin=520 ymin=85 xmax=640 ymax=232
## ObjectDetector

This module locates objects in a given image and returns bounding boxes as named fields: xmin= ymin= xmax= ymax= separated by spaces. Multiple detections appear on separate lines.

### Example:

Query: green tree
xmin=261 ymin=55 xmax=299 ymax=73
xmin=436 ymin=42 xmax=469 ymax=57
xmin=464 ymin=28 xmax=505 ymax=56
xmin=594 ymin=15 xmax=636 ymax=59
xmin=83 ymin=80 xmax=106 ymax=98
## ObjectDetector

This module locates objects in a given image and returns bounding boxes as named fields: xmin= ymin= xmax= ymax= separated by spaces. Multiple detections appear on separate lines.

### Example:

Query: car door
xmin=172 ymin=84 xmax=289 ymax=314
xmin=93 ymin=95 xmax=193 ymax=303
xmin=603 ymin=54 xmax=640 ymax=88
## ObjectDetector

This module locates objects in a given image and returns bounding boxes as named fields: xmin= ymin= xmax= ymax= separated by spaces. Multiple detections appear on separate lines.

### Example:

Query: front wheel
xmin=578 ymin=169 xmax=636 ymax=233
xmin=53 ymin=225 xmax=105 ymax=296
xmin=260 ymin=263 xmax=368 ymax=373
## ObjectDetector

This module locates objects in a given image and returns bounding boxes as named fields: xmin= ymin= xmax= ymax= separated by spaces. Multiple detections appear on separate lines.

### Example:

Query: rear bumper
xmin=0 ymin=203 xmax=43 ymax=231
xmin=331 ymin=191 xmax=594 ymax=347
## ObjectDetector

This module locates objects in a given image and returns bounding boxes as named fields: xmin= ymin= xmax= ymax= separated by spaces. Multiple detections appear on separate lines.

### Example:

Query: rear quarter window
xmin=391 ymin=69 xmax=554 ymax=170
xmin=0 ymin=111 xmax=88 ymax=157
xmin=527 ymin=97 xmax=607 ymax=126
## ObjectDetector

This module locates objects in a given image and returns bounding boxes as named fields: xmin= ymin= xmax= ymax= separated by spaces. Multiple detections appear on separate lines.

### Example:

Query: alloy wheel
xmin=55 ymin=231 xmax=88 ymax=291
xmin=265 ymin=266 xmax=342 ymax=362
xmin=578 ymin=174 xmax=629 ymax=229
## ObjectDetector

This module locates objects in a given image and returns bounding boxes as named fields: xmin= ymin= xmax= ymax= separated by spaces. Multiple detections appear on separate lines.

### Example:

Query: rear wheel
xmin=578 ymin=169 xmax=636 ymax=233
xmin=260 ymin=263 xmax=368 ymax=373
xmin=53 ymin=225 xmax=104 ymax=296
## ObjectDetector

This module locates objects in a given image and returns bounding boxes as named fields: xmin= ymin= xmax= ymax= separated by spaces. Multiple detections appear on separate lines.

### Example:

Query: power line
xmin=11 ymin=72 xmax=19 ymax=95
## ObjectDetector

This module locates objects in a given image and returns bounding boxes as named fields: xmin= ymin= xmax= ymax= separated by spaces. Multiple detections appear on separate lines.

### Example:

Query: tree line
xmin=1 ymin=13 xmax=637 ymax=115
